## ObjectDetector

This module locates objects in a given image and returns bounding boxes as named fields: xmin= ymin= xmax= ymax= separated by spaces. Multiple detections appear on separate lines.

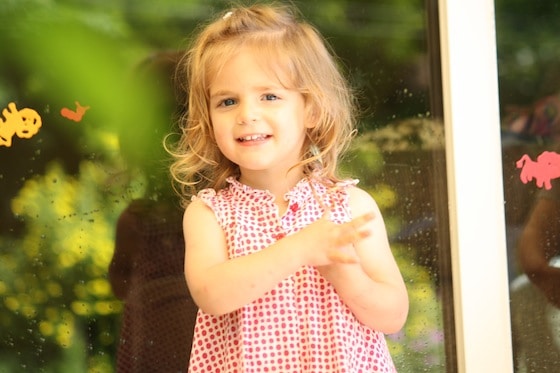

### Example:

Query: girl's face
xmin=208 ymin=47 xmax=314 ymax=182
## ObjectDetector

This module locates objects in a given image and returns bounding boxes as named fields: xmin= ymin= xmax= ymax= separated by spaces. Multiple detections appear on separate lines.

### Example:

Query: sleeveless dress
xmin=188 ymin=177 xmax=396 ymax=372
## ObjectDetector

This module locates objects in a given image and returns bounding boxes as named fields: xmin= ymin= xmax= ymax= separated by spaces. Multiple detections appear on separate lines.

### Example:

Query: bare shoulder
xmin=346 ymin=185 xmax=381 ymax=217
xmin=183 ymin=197 xmax=228 ymax=276
xmin=183 ymin=197 xmax=223 ymax=240
xmin=184 ymin=197 xmax=214 ymax=222
xmin=184 ymin=197 xmax=206 ymax=218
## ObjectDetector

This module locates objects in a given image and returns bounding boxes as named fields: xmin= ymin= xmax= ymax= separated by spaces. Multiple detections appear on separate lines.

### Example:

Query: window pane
xmin=0 ymin=0 xmax=453 ymax=371
xmin=496 ymin=0 xmax=560 ymax=371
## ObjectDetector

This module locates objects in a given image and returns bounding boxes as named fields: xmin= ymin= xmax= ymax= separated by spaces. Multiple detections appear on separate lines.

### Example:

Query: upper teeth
xmin=240 ymin=135 xmax=265 ymax=141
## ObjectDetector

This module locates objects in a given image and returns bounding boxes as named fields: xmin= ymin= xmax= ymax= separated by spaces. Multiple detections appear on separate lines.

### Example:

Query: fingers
xmin=344 ymin=212 xmax=375 ymax=243
xmin=353 ymin=211 xmax=375 ymax=227
xmin=327 ymin=246 xmax=360 ymax=264
xmin=327 ymin=212 xmax=375 ymax=264
xmin=305 ymin=210 xmax=375 ymax=266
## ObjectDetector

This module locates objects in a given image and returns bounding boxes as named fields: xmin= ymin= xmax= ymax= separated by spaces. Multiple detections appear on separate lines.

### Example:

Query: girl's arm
xmin=183 ymin=197 xmax=373 ymax=316
xmin=317 ymin=186 xmax=409 ymax=334
xmin=109 ymin=207 xmax=138 ymax=300
xmin=517 ymin=197 xmax=560 ymax=308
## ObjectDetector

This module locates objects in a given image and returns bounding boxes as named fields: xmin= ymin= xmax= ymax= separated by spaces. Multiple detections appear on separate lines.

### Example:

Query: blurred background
xmin=0 ymin=0 xmax=558 ymax=372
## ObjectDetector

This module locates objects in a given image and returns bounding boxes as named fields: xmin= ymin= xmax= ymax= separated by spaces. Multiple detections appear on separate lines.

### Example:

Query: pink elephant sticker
xmin=516 ymin=151 xmax=560 ymax=190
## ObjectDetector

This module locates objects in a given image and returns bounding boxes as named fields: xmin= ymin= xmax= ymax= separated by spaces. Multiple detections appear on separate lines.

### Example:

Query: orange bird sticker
xmin=60 ymin=101 xmax=90 ymax=122
xmin=0 ymin=102 xmax=42 ymax=147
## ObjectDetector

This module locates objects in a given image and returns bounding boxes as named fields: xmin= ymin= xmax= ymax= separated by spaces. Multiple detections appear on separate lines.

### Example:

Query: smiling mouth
xmin=237 ymin=134 xmax=271 ymax=142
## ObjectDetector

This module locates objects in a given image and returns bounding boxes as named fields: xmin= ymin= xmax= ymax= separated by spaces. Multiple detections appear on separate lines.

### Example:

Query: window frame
xmin=438 ymin=0 xmax=514 ymax=371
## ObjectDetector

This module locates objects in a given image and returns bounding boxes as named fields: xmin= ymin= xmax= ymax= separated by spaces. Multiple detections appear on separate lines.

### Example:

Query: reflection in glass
xmin=496 ymin=0 xmax=560 ymax=371
xmin=0 ymin=1 xmax=452 ymax=371
xmin=107 ymin=51 xmax=198 ymax=372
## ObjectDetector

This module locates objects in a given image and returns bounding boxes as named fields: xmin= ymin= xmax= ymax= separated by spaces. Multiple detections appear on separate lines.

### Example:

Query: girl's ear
xmin=305 ymin=102 xmax=318 ymax=129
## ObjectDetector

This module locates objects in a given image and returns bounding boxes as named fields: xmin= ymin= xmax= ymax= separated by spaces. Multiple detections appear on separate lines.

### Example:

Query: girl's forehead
xmin=208 ymin=46 xmax=295 ymax=89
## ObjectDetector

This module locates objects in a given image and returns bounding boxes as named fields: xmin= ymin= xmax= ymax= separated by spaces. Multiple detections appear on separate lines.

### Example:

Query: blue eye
xmin=264 ymin=94 xmax=278 ymax=101
xmin=221 ymin=98 xmax=236 ymax=107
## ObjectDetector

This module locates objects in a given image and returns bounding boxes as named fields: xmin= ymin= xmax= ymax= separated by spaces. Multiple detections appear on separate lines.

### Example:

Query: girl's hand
xmin=532 ymin=265 xmax=560 ymax=309
xmin=296 ymin=210 xmax=375 ymax=266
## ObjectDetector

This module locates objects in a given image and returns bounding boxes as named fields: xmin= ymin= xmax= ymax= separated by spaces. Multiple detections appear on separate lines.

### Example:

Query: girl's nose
xmin=237 ymin=101 xmax=259 ymax=125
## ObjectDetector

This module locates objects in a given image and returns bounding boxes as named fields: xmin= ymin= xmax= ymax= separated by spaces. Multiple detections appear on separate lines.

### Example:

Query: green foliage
xmin=495 ymin=0 xmax=560 ymax=104
xmin=0 ymin=145 xmax=146 ymax=371
xmin=388 ymin=243 xmax=445 ymax=370
xmin=342 ymin=132 xmax=446 ymax=371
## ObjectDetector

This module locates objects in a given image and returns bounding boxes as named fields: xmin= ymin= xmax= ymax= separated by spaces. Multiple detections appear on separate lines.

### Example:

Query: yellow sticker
xmin=0 ymin=102 xmax=42 ymax=147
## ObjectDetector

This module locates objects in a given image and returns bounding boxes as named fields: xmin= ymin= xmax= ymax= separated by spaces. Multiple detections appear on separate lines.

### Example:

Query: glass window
xmin=0 ymin=0 xmax=453 ymax=371
xmin=496 ymin=1 xmax=560 ymax=371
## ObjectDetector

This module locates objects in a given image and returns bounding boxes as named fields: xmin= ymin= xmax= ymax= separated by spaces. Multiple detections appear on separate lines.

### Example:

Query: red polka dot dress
xmin=188 ymin=177 xmax=397 ymax=372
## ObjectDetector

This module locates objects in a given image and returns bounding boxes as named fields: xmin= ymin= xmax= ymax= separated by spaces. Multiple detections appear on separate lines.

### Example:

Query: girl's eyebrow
xmin=211 ymin=85 xmax=285 ymax=98
xmin=210 ymin=90 xmax=233 ymax=99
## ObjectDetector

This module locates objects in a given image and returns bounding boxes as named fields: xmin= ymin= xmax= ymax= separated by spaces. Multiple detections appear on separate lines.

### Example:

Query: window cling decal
xmin=503 ymin=93 xmax=560 ymax=190
xmin=517 ymin=151 xmax=560 ymax=190
xmin=0 ymin=102 xmax=42 ymax=147
xmin=60 ymin=101 xmax=90 ymax=122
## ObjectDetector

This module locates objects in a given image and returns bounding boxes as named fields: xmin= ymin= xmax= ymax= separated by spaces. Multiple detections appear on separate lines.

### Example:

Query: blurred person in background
xmin=108 ymin=50 xmax=198 ymax=373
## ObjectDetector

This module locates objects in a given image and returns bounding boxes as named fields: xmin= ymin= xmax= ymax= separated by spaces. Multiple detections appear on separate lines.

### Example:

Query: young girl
xmin=169 ymin=3 xmax=408 ymax=372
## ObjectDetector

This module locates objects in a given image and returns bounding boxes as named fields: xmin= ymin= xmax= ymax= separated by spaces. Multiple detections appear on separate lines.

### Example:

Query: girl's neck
xmin=238 ymin=168 xmax=306 ymax=200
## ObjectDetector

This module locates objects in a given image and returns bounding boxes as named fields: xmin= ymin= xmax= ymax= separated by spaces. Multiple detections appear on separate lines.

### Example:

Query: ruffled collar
xmin=225 ymin=176 xmax=310 ymax=204
xmin=224 ymin=176 xmax=357 ymax=206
